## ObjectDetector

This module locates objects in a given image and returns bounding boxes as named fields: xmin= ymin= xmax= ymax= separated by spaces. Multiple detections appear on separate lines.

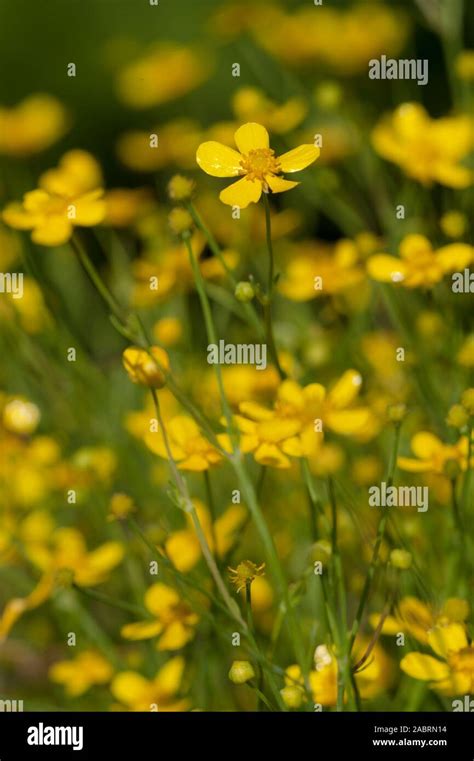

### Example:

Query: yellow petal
xmin=277 ymin=144 xmax=319 ymax=173
xmin=145 ymin=583 xmax=180 ymax=617
xmin=154 ymin=656 xmax=185 ymax=696
xmin=428 ymin=623 xmax=468 ymax=658
xmin=266 ymin=175 xmax=298 ymax=193
xmin=111 ymin=672 xmax=150 ymax=706
xmin=219 ymin=177 xmax=262 ymax=208
xmin=165 ymin=530 xmax=201 ymax=573
xmin=196 ymin=141 xmax=242 ymax=177
xmin=436 ymin=243 xmax=473 ymax=273
xmin=441 ymin=598 xmax=470 ymax=622
xmin=400 ymin=653 xmax=450 ymax=681
xmin=329 ymin=370 xmax=363 ymax=409
xmin=254 ymin=442 xmax=290 ymax=468
xmin=239 ymin=401 xmax=273 ymax=421
xmin=32 ymin=218 xmax=73 ymax=246
xmin=157 ymin=621 xmax=195 ymax=651
xmin=326 ymin=408 xmax=369 ymax=435
xmin=121 ymin=620 xmax=164 ymax=640
xmin=2 ymin=201 xmax=37 ymax=230
xmin=410 ymin=432 xmax=443 ymax=459
xmin=367 ymin=254 xmax=407 ymax=283
xmin=73 ymin=190 xmax=106 ymax=226
xmin=234 ymin=122 xmax=269 ymax=153
xmin=397 ymin=457 xmax=432 ymax=473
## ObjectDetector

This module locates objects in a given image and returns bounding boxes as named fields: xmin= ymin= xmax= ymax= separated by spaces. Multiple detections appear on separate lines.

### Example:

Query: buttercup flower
xmin=367 ymin=234 xmax=473 ymax=288
xmin=145 ymin=415 xmax=227 ymax=471
xmin=397 ymin=432 xmax=473 ymax=474
xmin=122 ymin=346 xmax=170 ymax=388
xmin=401 ymin=622 xmax=474 ymax=695
xmin=3 ymin=150 xmax=106 ymax=246
xmin=111 ymin=656 xmax=188 ymax=711
xmin=49 ymin=651 xmax=113 ymax=697
xmin=196 ymin=122 xmax=319 ymax=207
xmin=372 ymin=103 xmax=474 ymax=188
xmin=0 ymin=94 xmax=68 ymax=156
xmin=121 ymin=583 xmax=198 ymax=651
xmin=371 ymin=596 xmax=469 ymax=645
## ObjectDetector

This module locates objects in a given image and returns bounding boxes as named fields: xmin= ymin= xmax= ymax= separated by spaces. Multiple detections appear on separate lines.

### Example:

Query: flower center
xmin=240 ymin=148 xmax=280 ymax=181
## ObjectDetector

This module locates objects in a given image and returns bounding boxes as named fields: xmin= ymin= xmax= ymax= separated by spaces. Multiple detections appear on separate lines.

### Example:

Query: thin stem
xmin=262 ymin=193 xmax=285 ymax=380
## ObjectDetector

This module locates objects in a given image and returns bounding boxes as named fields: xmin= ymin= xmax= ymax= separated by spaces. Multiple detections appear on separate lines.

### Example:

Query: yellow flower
xmin=372 ymin=103 xmax=474 ymax=188
xmin=111 ymin=656 xmax=188 ymax=711
xmin=0 ymin=94 xmax=68 ymax=156
xmin=389 ymin=549 xmax=412 ymax=570
xmin=371 ymin=596 xmax=469 ymax=646
xmin=2 ymin=397 xmax=40 ymax=436
xmin=153 ymin=317 xmax=183 ymax=347
xmin=457 ymin=335 xmax=474 ymax=368
xmin=117 ymin=45 xmax=210 ymax=108
xmin=285 ymin=639 xmax=393 ymax=707
xmin=164 ymin=500 xmax=247 ymax=573
xmin=237 ymin=371 xmax=370 ymax=464
xmin=49 ymin=650 xmax=113 ymax=697
xmin=107 ymin=493 xmax=135 ymax=522
xmin=228 ymin=660 xmax=255 ymax=685
xmin=103 ymin=188 xmax=154 ymax=228
xmin=397 ymin=432 xmax=472 ymax=474
xmin=367 ymin=234 xmax=473 ymax=288
xmin=228 ymin=560 xmax=265 ymax=593
xmin=121 ymin=583 xmax=198 ymax=651
xmin=279 ymin=238 xmax=365 ymax=301
xmin=122 ymin=346 xmax=170 ymax=388
xmin=145 ymin=415 xmax=226 ymax=472
xmin=0 ymin=528 xmax=123 ymax=641
xmin=232 ymin=87 xmax=307 ymax=134
xmin=401 ymin=622 xmax=474 ymax=695
xmin=440 ymin=211 xmax=467 ymax=239
xmin=117 ymin=119 xmax=202 ymax=173
xmin=3 ymin=150 xmax=106 ymax=246
xmin=168 ymin=208 xmax=194 ymax=236
xmin=196 ymin=122 xmax=319 ymax=208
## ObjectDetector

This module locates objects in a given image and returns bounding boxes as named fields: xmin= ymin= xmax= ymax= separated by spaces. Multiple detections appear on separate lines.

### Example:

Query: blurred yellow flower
xmin=3 ymin=150 xmax=106 ymax=246
xmin=228 ymin=660 xmax=255 ymax=684
xmin=397 ymin=432 xmax=472 ymax=474
xmin=279 ymin=238 xmax=365 ymax=301
xmin=0 ymin=528 xmax=123 ymax=641
xmin=455 ymin=50 xmax=474 ymax=80
xmin=111 ymin=656 xmax=188 ymax=711
xmin=121 ymin=583 xmax=198 ymax=651
xmin=2 ymin=397 xmax=40 ymax=436
xmin=153 ymin=317 xmax=183 ymax=347
xmin=232 ymin=87 xmax=307 ymax=134
xmin=165 ymin=500 xmax=247 ymax=572
xmin=117 ymin=45 xmax=210 ymax=108
xmin=372 ymin=103 xmax=474 ymax=188
xmin=196 ymin=122 xmax=319 ymax=208
xmin=367 ymin=234 xmax=473 ymax=287
xmin=0 ymin=94 xmax=68 ymax=156
xmin=122 ymin=346 xmax=170 ymax=388
xmin=145 ymin=415 xmax=227 ymax=472
xmin=401 ymin=622 xmax=474 ymax=695
xmin=371 ymin=596 xmax=469 ymax=646
xmin=49 ymin=650 xmax=113 ymax=697
xmin=117 ymin=119 xmax=202 ymax=172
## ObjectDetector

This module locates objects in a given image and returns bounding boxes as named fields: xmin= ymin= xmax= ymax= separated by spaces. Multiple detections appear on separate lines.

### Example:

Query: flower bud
xmin=390 ymin=549 xmax=412 ymax=570
xmin=2 ymin=398 xmax=40 ymax=436
xmin=280 ymin=685 xmax=305 ymax=709
xmin=122 ymin=346 xmax=170 ymax=388
xmin=167 ymin=174 xmax=195 ymax=202
xmin=234 ymin=281 xmax=255 ymax=302
xmin=168 ymin=208 xmax=194 ymax=236
xmin=387 ymin=403 xmax=407 ymax=424
xmin=446 ymin=404 xmax=468 ymax=429
xmin=228 ymin=660 xmax=255 ymax=685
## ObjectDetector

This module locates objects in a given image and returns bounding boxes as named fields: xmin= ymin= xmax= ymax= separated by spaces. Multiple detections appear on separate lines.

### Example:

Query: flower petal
xmin=367 ymin=254 xmax=407 ymax=283
xmin=234 ymin=122 xmax=269 ymax=153
xmin=219 ymin=177 xmax=262 ymax=208
xmin=401 ymin=653 xmax=450 ymax=681
xmin=32 ymin=218 xmax=73 ymax=246
xmin=121 ymin=620 xmax=164 ymax=640
xmin=329 ymin=370 xmax=363 ymax=409
xmin=428 ymin=623 xmax=468 ymax=658
xmin=277 ymin=144 xmax=319 ymax=173
xmin=196 ymin=141 xmax=242 ymax=177
xmin=266 ymin=174 xmax=299 ymax=193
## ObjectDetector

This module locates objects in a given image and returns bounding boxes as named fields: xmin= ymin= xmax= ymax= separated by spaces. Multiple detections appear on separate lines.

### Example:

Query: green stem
xmin=262 ymin=193 xmax=285 ymax=380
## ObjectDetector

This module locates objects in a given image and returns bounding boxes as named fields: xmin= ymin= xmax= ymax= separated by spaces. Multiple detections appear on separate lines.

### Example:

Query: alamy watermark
xmin=207 ymin=340 xmax=267 ymax=370
xmin=0 ymin=272 xmax=23 ymax=299
xmin=369 ymin=482 xmax=429 ymax=512
xmin=369 ymin=55 xmax=428 ymax=86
